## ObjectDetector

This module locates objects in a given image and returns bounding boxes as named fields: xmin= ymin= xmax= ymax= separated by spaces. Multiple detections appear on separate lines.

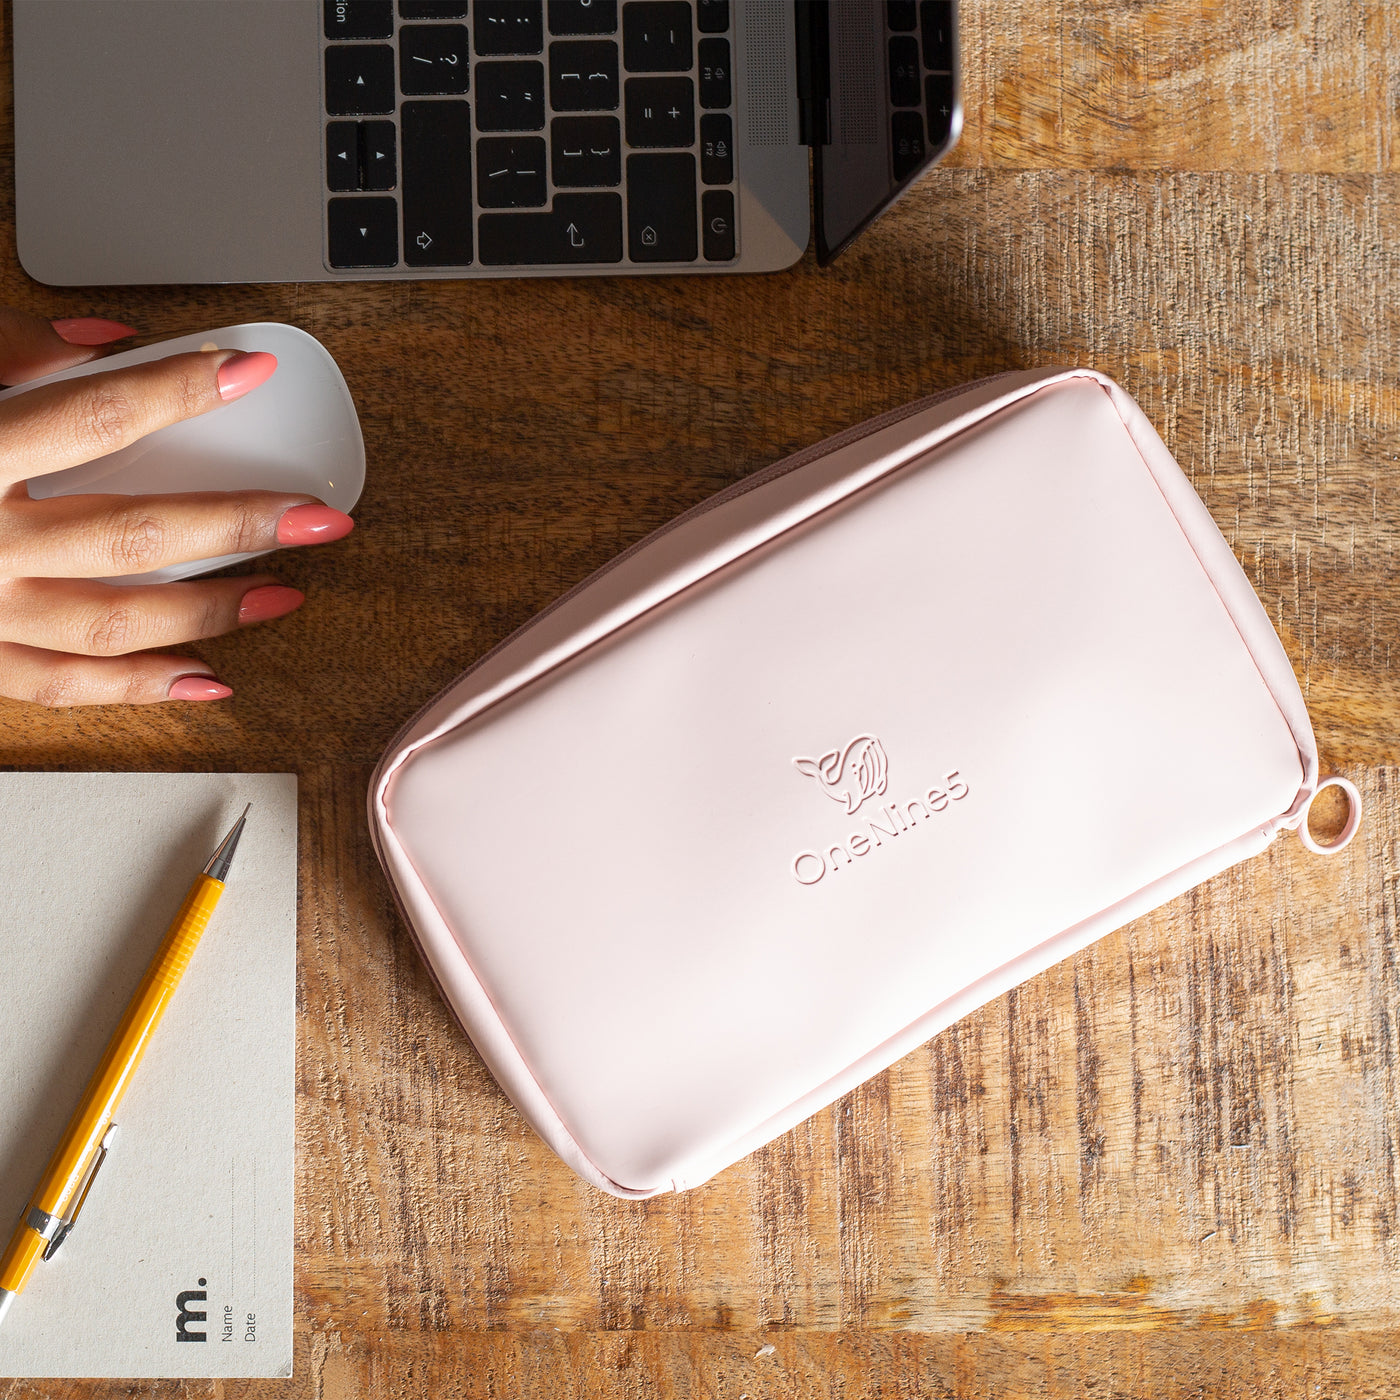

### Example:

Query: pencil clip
xmin=43 ymin=1124 xmax=118 ymax=1262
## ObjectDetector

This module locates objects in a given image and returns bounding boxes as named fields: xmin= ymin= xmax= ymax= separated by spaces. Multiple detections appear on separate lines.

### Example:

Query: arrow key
xmin=362 ymin=121 xmax=397 ymax=190
xmin=325 ymin=44 xmax=395 ymax=115
xmin=326 ymin=121 xmax=360 ymax=191
xmin=328 ymin=196 xmax=399 ymax=267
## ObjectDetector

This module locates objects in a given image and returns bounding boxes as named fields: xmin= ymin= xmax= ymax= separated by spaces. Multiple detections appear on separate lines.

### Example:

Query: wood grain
xmin=2 ymin=2 xmax=1399 ymax=1397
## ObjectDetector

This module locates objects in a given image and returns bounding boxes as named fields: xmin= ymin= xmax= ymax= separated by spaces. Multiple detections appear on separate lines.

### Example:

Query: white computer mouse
xmin=2 ymin=321 xmax=365 ymax=585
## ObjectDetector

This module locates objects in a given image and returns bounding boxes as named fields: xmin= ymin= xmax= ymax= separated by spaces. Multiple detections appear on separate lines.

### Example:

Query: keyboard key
xmin=699 ymin=112 xmax=731 ymax=184
xmin=362 ymin=120 xmax=398 ymax=189
xmin=328 ymin=196 xmax=399 ymax=266
xmin=626 ymin=152 xmax=695 ymax=261
xmin=324 ymin=0 xmax=392 ymax=39
xmin=550 ymin=41 xmax=619 ymax=110
xmin=400 ymin=24 xmax=470 ymax=94
xmin=622 ymin=2 xmax=692 ymax=71
xmin=624 ymin=77 xmax=693 ymax=147
xmin=697 ymin=38 xmax=730 ymax=108
xmin=479 ymin=192 xmax=623 ymax=263
xmin=476 ymin=0 xmax=543 ymax=53
xmin=886 ymin=0 xmax=916 ymax=30
xmin=891 ymin=109 xmax=927 ymax=180
xmin=920 ymin=0 xmax=954 ymax=71
xmin=325 ymin=45 xmax=396 ymax=115
xmin=548 ymin=0 xmax=617 ymax=33
xmin=696 ymin=0 xmax=728 ymax=33
xmin=551 ymin=115 xmax=621 ymax=186
xmin=327 ymin=121 xmax=361 ymax=191
xmin=925 ymin=72 xmax=956 ymax=143
xmin=477 ymin=60 xmax=546 ymax=129
xmin=888 ymin=36 xmax=920 ymax=107
xmin=701 ymin=188 xmax=734 ymax=260
xmin=402 ymin=99 xmax=474 ymax=263
xmin=400 ymin=0 xmax=468 ymax=15
xmin=477 ymin=136 xmax=548 ymax=206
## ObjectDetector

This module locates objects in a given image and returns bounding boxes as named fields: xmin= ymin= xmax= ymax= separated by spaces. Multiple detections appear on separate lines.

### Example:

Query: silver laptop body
xmin=13 ymin=0 xmax=958 ymax=285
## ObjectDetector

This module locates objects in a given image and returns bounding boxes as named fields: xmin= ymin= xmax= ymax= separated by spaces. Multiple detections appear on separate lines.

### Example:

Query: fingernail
xmin=51 ymin=317 xmax=137 ymax=346
xmin=238 ymin=584 xmax=305 ymax=625
xmin=168 ymin=675 xmax=233 ymax=702
xmin=276 ymin=503 xmax=355 ymax=546
xmin=216 ymin=350 xmax=278 ymax=402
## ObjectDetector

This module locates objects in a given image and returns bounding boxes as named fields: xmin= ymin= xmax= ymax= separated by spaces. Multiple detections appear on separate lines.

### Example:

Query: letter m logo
xmin=176 ymin=1285 xmax=208 ymax=1342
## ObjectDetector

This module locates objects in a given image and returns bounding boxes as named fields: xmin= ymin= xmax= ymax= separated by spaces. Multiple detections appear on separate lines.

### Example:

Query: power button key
xmin=702 ymin=189 xmax=735 ymax=261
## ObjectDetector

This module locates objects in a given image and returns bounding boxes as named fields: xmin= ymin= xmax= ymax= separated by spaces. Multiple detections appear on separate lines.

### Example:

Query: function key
xmin=888 ymin=36 xmax=920 ymax=107
xmin=622 ymin=2 xmax=692 ymax=71
xmin=698 ymin=37 xmax=730 ymax=108
xmin=551 ymin=115 xmax=622 ymax=186
xmin=925 ymin=72 xmax=955 ymax=143
xmin=402 ymin=99 xmax=474 ymax=263
xmin=891 ymin=109 xmax=927 ymax=181
xmin=478 ymin=192 xmax=623 ymax=264
xmin=324 ymin=1 xmax=393 ymax=39
xmin=476 ymin=0 xmax=543 ymax=53
xmin=328 ymin=196 xmax=399 ymax=267
xmin=626 ymin=152 xmax=696 ymax=261
xmin=362 ymin=120 xmax=398 ymax=189
xmin=477 ymin=136 xmax=547 ymax=206
xmin=886 ymin=0 xmax=916 ymax=30
xmin=400 ymin=0 xmax=468 ymax=14
xmin=920 ymin=0 xmax=954 ymax=71
xmin=624 ymin=76 xmax=693 ymax=146
xmin=696 ymin=0 xmax=728 ymax=33
xmin=326 ymin=122 xmax=361 ymax=191
xmin=400 ymin=24 xmax=471 ymax=94
xmin=549 ymin=40 xmax=619 ymax=110
xmin=325 ymin=45 xmax=396 ymax=115
xmin=477 ymin=60 xmax=546 ymax=128
xmin=701 ymin=188 xmax=734 ymax=260
xmin=699 ymin=112 xmax=731 ymax=183
xmin=548 ymin=0 xmax=617 ymax=34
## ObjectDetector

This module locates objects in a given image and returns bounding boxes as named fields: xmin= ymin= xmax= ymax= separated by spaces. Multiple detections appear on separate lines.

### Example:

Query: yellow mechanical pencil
xmin=0 ymin=805 xmax=250 ymax=1327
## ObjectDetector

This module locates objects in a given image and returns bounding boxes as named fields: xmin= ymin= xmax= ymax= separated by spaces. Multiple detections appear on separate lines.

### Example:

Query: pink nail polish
xmin=238 ymin=584 xmax=305 ymax=625
xmin=51 ymin=317 xmax=136 ymax=346
xmin=276 ymin=504 xmax=355 ymax=546
xmin=168 ymin=676 xmax=233 ymax=702
xmin=216 ymin=350 xmax=278 ymax=403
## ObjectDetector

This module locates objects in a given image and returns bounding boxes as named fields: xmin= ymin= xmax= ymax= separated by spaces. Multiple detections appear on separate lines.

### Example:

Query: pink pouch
xmin=369 ymin=369 xmax=1360 ymax=1198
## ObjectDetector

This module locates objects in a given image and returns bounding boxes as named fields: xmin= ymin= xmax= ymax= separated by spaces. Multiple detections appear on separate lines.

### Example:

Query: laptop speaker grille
xmin=744 ymin=0 xmax=795 ymax=147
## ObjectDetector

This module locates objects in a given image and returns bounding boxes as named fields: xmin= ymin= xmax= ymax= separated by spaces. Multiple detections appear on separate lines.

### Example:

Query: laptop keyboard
xmin=886 ymin=0 xmax=955 ymax=181
xmin=322 ymin=0 xmax=739 ymax=271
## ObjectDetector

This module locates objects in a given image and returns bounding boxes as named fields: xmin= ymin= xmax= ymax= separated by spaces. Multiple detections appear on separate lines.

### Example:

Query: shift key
xmin=403 ymin=100 xmax=474 ymax=265
xmin=479 ymin=193 xmax=622 ymax=264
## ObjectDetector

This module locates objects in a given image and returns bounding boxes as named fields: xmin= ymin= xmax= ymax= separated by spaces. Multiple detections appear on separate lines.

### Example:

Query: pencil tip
xmin=204 ymin=805 xmax=250 ymax=883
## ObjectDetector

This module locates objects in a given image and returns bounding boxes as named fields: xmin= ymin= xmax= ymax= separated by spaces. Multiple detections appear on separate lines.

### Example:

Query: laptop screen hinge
xmin=794 ymin=0 xmax=831 ymax=147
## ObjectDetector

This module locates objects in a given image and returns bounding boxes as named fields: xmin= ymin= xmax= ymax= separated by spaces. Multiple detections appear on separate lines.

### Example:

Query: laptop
xmin=13 ymin=0 xmax=960 ymax=285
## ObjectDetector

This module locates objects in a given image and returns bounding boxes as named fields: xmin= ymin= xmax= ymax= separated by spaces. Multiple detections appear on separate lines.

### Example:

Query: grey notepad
xmin=0 ymin=773 xmax=295 ymax=1379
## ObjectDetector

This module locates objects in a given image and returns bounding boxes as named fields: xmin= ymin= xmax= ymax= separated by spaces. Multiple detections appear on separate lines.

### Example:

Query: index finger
xmin=0 ymin=348 xmax=276 ymax=489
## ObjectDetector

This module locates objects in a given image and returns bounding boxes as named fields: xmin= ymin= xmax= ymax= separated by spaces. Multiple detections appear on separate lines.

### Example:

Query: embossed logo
xmin=789 ymin=735 xmax=970 ymax=887
xmin=793 ymin=735 xmax=889 ymax=814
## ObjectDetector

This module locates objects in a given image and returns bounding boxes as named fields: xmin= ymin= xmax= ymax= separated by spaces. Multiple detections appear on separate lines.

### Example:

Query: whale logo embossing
xmin=794 ymin=736 xmax=889 ymax=814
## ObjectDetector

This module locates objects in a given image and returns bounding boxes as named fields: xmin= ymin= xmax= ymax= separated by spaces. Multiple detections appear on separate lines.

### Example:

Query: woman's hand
xmin=0 ymin=310 xmax=354 ymax=707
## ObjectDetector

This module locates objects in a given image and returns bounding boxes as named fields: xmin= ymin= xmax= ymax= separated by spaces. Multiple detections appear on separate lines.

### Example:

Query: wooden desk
xmin=3 ymin=4 xmax=1397 ymax=1396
